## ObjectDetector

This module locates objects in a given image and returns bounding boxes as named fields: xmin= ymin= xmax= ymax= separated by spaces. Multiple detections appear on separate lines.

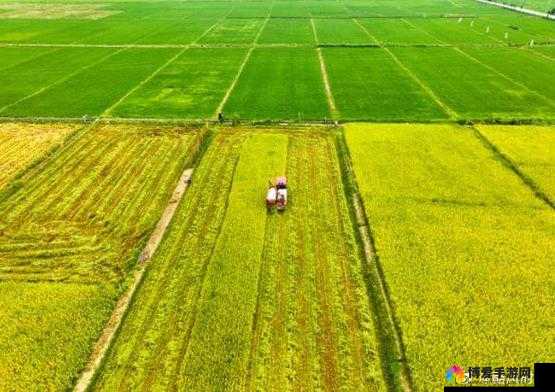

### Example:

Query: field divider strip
xmin=353 ymin=19 xmax=459 ymax=120
xmin=73 ymin=167 xmax=195 ymax=392
xmin=335 ymin=131 xmax=414 ymax=392
xmin=0 ymin=48 xmax=127 ymax=115
xmin=311 ymin=18 xmax=338 ymax=118
xmin=471 ymin=126 xmax=554 ymax=209
xmin=214 ymin=14 xmax=271 ymax=118
xmin=476 ymin=0 xmax=555 ymax=20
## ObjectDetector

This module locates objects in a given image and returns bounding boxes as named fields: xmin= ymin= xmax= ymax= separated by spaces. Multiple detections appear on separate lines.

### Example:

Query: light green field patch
xmin=0 ymin=3 xmax=121 ymax=20
xmin=199 ymin=18 xmax=265 ymax=44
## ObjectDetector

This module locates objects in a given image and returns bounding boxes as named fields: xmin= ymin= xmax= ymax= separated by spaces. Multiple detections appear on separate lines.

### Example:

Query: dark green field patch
xmin=314 ymin=19 xmax=376 ymax=45
xmin=0 ymin=47 xmax=116 ymax=113
xmin=323 ymin=47 xmax=447 ymax=120
xmin=4 ymin=48 xmax=180 ymax=117
xmin=258 ymin=18 xmax=314 ymax=44
xmin=224 ymin=48 xmax=330 ymax=120
xmin=391 ymin=47 xmax=555 ymax=119
xmin=111 ymin=48 xmax=247 ymax=119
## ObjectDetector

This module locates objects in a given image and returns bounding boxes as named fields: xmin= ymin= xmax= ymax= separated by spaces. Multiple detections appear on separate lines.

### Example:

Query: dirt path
xmin=73 ymin=167 xmax=194 ymax=392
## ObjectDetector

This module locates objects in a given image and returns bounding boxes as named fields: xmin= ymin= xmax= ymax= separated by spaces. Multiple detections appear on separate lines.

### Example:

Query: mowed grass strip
xmin=248 ymin=132 xmax=386 ymax=391
xmin=345 ymin=123 xmax=554 ymax=391
xmin=0 ymin=122 xmax=76 ymax=190
xmin=224 ymin=48 xmax=330 ymax=120
xmin=0 ymin=281 xmax=115 ymax=391
xmin=4 ymin=48 xmax=180 ymax=118
xmin=257 ymin=18 xmax=315 ymax=44
xmin=111 ymin=48 xmax=247 ymax=119
xmin=180 ymin=133 xmax=288 ymax=390
xmin=390 ymin=47 xmax=555 ymax=119
xmin=0 ymin=47 xmax=115 ymax=111
xmin=323 ymin=48 xmax=447 ymax=120
xmin=477 ymin=124 xmax=555 ymax=199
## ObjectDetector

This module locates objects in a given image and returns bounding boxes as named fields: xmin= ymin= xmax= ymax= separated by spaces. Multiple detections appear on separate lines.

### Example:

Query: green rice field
xmin=0 ymin=0 xmax=553 ymax=391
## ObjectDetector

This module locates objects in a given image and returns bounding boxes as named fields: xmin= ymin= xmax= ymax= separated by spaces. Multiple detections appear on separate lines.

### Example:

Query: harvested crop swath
xmin=111 ymin=48 xmax=248 ymax=119
xmin=390 ymin=47 xmax=555 ymax=119
xmin=224 ymin=48 xmax=330 ymax=120
xmin=323 ymin=47 xmax=447 ymax=120
xmin=0 ymin=122 xmax=75 ymax=190
xmin=199 ymin=18 xmax=264 ymax=44
xmin=0 ymin=122 xmax=198 ymax=391
xmin=314 ymin=19 xmax=376 ymax=45
xmin=93 ymin=129 xmax=385 ymax=391
xmin=4 ymin=48 xmax=181 ymax=118
xmin=0 ymin=281 xmax=115 ymax=391
xmin=345 ymin=123 xmax=555 ymax=391
xmin=180 ymin=133 xmax=288 ymax=390
xmin=477 ymin=124 xmax=555 ymax=199
xmin=0 ymin=124 xmax=195 ymax=284
xmin=258 ymin=18 xmax=314 ymax=44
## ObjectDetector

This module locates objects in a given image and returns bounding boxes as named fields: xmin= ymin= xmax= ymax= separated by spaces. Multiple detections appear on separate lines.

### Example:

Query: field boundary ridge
xmin=476 ymin=0 xmax=555 ymax=20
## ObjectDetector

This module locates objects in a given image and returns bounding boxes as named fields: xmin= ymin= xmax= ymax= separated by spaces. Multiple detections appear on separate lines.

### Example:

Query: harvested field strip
xmin=93 ymin=132 xmax=244 ymax=391
xmin=180 ymin=133 xmax=288 ymax=390
xmin=93 ymin=128 xmax=386 ymax=391
xmin=476 ymin=124 xmax=555 ymax=203
xmin=345 ymin=123 xmax=555 ymax=391
xmin=0 ymin=124 xmax=196 ymax=283
xmin=0 ymin=122 xmax=76 ymax=190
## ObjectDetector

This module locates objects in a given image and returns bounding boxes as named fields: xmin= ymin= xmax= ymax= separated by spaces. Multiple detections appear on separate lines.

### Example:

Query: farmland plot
xmin=0 ymin=47 xmax=54 ymax=72
xmin=0 ymin=123 xmax=198 ymax=390
xmin=313 ymin=18 xmax=376 ymax=45
xmin=390 ymin=47 xmax=555 ymax=119
xmin=110 ymin=48 xmax=248 ymax=119
xmin=199 ymin=18 xmax=265 ymax=44
xmin=477 ymin=124 xmax=555 ymax=199
xmin=0 ymin=122 xmax=76 ymax=190
xmin=0 ymin=47 xmax=116 ymax=111
xmin=323 ymin=48 xmax=447 ymax=120
xmin=355 ymin=19 xmax=441 ymax=45
xmin=258 ymin=18 xmax=315 ymax=45
xmin=4 ymin=48 xmax=181 ymax=118
xmin=93 ymin=129 xmax=385 ymax=391
xmin=345 ymin=123 xmax=555 ymax=391
xmin=224 ymin=48 xmax=330 ymax=120
xmin=457 ymin=46 xmax=555 ymax=102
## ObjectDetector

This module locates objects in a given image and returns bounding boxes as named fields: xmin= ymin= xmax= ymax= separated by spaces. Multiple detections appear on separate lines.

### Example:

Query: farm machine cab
xmin=266 ymin=176 xmax=288 ymax=212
